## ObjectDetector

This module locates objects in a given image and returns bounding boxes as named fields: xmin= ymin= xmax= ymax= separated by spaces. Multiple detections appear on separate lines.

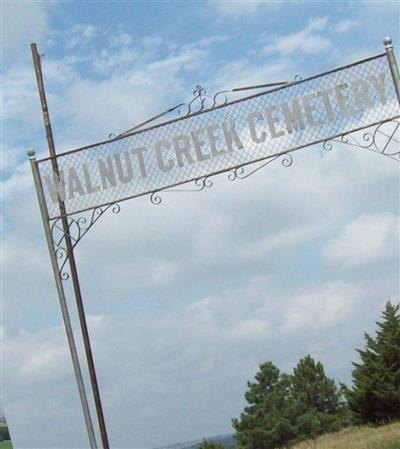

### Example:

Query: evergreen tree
xmin=232 ymin=362 xmax=298 ymax=449
xmin=233 ymin=358 xmax=349 ymax=449
xmin=348 ymin=301 xmax=400 ymax=423
xmin=0 ymin=426 xmax=10 ymax=442
xmin=291 ymin=355 xmax=350 ymax=441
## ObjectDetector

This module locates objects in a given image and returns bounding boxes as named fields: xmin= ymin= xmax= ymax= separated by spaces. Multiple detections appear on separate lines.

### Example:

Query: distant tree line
xmin=199 ymin=300 xmax=400 ymax=449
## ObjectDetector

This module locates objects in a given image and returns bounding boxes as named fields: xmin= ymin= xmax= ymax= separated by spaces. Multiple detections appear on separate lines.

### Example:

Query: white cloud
xmin=19 ymin=338 xmax=69 ymax=382
xmin=209 ymin=56 xmax=293 ymax=91
xmin=0 ymin=144 xmax=23 ymax=173
xmin=281 ymin=282 xmax=359 ymax=335
xmin=65 ymin=24 xmax=98 ymax=50
xmin=334 ymin=19 xmax=358 ymax=33
xmin=108 ymin=31 xmax=133 ymax=47
xmin=4 ymin=275 xmax=396 ymax=448
xmin=2 ymin=62 xmax=41 ymax=126
xmin=228 ymin=318 xmax=270 ymax=341
xmin=262 ymin=17 xmax=331 ymax=56
xmin=1 ymin=31 xmax=223 ymax=167
xmin=56 ymin=47 xmax=210 ymax=143
xmin=1 ymin=160 xmax=36 ymax=201
xmin=1 ymin=2 xmax=54 ymax=62
xmin=322 ymin=213 xmax=399 ymax=269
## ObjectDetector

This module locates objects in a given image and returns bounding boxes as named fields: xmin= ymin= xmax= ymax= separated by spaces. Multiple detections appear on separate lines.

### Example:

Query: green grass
xmin=0 ymin=441 xmax=13 ymax=449
xmin=291 ymin=422 xmax=400 ymax=449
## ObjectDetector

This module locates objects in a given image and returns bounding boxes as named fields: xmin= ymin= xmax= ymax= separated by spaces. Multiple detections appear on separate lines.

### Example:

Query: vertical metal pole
xmin=384 ymin=37 xmax=400 ymax=104
xmin=31 ymin=43 xmax=111 ymax=449
xmin=28 ymin=151 xmax=98 ymax=449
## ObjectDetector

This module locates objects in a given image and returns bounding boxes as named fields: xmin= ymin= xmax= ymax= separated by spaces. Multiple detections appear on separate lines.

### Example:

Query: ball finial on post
xmin=383 ymin=37 xmax=393 ymax=49
xmin=27 ymin=150 xmax=36 ymax=159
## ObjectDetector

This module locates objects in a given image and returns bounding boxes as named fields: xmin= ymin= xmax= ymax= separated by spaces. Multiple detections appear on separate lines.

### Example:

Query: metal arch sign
xmin=27 ymin=38 xmax=400 ymax=449
xmin=37 ymin=53 xmax=400 ymax=219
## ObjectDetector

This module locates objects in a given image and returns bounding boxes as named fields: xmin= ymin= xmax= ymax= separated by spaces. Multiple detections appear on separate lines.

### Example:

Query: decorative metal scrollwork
xmin=178 ymin=85 xmax=229 ymax=117
xmin=113 ymin=77 xmax=301 ymax=138
xmin=149 ymin=153 xmax=294 ymax=206
xmin=150 ymin=176 xmax=214 ymax=205
xmin=228 ymin=153 xmax=293 ymax=181
xmin=323 ymin=118 xmax=400 ymax=160
xmin=51 ymin=203 xmax=120 ymax=280
xmin=111 ymin=85 xmax=231 ymax=138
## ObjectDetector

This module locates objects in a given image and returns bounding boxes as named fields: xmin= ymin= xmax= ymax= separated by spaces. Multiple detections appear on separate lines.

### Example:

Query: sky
xmin=1 ymin=1 xmax=400 ymax=448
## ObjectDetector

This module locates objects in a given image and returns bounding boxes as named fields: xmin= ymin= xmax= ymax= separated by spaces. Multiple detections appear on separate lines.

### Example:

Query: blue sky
xmin=2 ymin=1 xmax=400 ymax=448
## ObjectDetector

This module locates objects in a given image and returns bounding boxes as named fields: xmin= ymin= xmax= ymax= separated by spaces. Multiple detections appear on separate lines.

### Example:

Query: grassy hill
xmin=0 ymin=443 xmax=12 ymax=449
xmin=155 ymin=434 xmax=235 ymax=449
xmin=291 ymin=422 xmax=400 ymax=449
xmin=157 ymin=423 xmax=399 ymax=449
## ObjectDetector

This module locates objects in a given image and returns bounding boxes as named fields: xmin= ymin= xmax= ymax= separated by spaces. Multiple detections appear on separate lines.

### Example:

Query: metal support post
xmin=384 ymin=37 xmax=400 ymax=104
xmin=31 ymin=43 xmax=111 ymax=449
xmin=28 ymin=151 xmax=98 ymax=449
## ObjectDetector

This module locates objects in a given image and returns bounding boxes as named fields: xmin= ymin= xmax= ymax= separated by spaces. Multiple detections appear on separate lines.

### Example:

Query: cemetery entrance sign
xmin=28 ymin=38 xmax=400 ymax=449
xmin=38 ymin=52 xmax=399 ymax=219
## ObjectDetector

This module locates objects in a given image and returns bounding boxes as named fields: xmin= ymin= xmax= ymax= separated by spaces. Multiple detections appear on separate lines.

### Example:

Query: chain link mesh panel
xmin=37 ymin=54 xmax=400 ymax=219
